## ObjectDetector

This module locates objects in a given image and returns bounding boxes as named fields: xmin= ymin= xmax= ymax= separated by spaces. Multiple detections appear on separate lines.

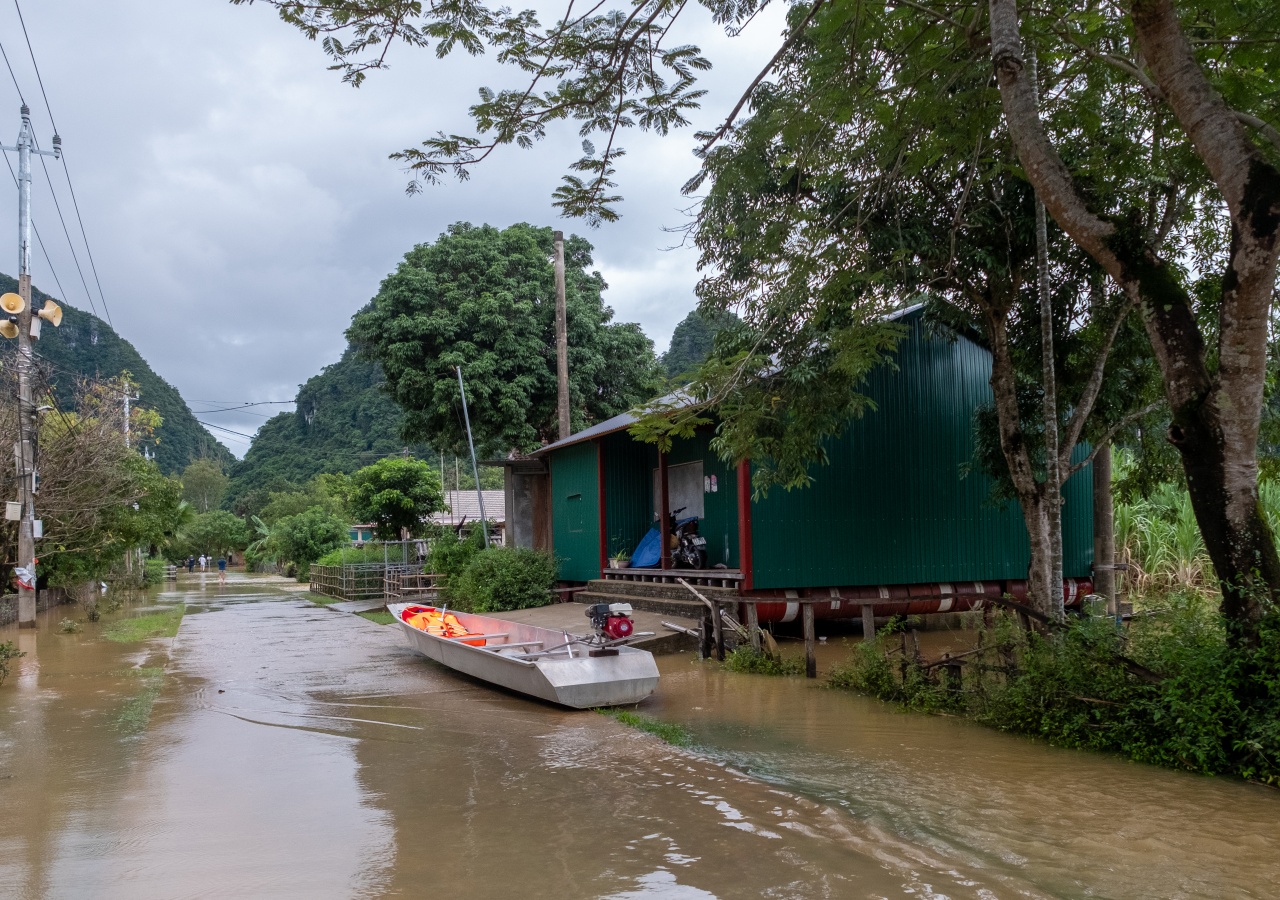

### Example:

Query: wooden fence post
xmin=803 ymin=603 xmax=816 ymax=678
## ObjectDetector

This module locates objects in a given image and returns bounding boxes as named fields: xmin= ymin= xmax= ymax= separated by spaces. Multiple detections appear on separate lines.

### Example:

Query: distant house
xmin=348 ymin=524 xmax=374 ymax=544
xmin=500 ymin=306 xmax=1094 ymax=622
xmin=431 ymin=490 xmax=507 ymax=545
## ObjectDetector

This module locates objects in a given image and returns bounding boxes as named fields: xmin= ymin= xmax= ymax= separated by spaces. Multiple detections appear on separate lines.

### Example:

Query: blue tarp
xmin=630 ymin=517 xmax=697 ymax=568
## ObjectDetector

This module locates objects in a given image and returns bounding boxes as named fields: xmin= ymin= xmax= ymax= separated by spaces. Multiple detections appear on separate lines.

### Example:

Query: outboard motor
xmin=585 ymin=602 xmax=635 ymax=642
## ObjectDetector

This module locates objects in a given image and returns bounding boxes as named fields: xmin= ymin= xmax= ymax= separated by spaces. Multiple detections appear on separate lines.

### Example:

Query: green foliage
xmin=449 ymin=546 xmax=557 ymax=612
xmin=181 ymin=458 xmax=229 ymax=512
xmin=1115 ymin=476 xmax=1216 ymax=595
xmin=0 ymin=641 xmax=24 ymax=686
xmin=357 ymin=610 xmax=396 ymax=625
xmin=115 ymin=668 xmax=166 ymax=734
xmin=427 ymin=526 xmax=485 ymax=580
xmin=347 ymin=457 xmax=444 ymax=540
xmin=59 ymin=618 xmax=81 ymax=634
xmin=174 ymin=510 xmax=251 ymax=559
xmin=598 ymin=708 xmax=693 ymax=747
xmin=258 ymin=473 xmax=350 ymax=525
xmin=104 ymin=605 xmax=186 ymax=643
xmin=316 ymin=543 xmax=400 ymax=566
xmin=272 ymin=507 xmax=350 ymax=579
xmin=832 ymin=605 xmax=1280 ymax=783
xmin=143 ymin=558 xmax=168 ymax=586
xmin=3 ymin=273 xmax=233 ymax=474
xmin=723 ymin=646 xmax=804 ymax=676
xmin=347 ymin=223 xmax=663 ymax=457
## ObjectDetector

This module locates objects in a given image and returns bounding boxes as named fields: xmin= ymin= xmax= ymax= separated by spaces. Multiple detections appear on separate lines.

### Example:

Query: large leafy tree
xmin=237 ymin=0 xmax=1280 ymax=639
xmin=348 ymin=223 xmax=663 ymax=456
xmin=181 ymin=458 xmax=230 ymax=513
xmin=347 ymin=457 xmax=445 ymax=539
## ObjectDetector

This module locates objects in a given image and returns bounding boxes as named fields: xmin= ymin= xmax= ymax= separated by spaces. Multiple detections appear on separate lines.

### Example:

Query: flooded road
xmin=2 ymin=575 xmax=1278 ymax=898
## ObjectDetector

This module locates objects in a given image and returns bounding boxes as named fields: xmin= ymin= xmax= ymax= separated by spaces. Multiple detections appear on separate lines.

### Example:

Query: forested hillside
xmin=0 ymin=273 xmax=233 ymax=474
xmin=226 ymin=347 xmax=430 ymax=507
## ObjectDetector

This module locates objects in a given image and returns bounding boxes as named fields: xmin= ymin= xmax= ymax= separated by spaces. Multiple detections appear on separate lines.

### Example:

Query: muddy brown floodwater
xmin=2 ymin=574 xmax=1279 ymax=899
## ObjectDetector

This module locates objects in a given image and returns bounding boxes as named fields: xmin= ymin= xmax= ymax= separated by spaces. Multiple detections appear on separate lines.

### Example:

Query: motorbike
xmin=667 ymin=506 xmax=708 ymax=569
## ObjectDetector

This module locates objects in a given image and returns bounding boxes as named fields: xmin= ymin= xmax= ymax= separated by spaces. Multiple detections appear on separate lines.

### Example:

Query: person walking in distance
xmin=186 ymin=555 xmax=195 ymax=573
xmin=217 ymin=555 xmax=227 ymax=586
xmin=199 ymin=554 xmax=207 ymax=572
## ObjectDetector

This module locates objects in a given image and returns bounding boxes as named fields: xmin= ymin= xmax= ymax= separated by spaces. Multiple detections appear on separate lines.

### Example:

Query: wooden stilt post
xmin=803 ymin=603 xmax=816 ymax=678
xmin=745 ymin=602 xmax=761 ymax=653
xmin=861 ymin=602 xmax=876 ymax=642
xmin=700 ymin=607 xmax=713 ymax=659
xmin=712 ymin=600 xmax=725 ymax=661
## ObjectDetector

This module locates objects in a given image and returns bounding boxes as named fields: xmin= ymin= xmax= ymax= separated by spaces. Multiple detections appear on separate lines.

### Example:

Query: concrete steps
xmin=578 ymin=589 xmax=707 ymax=620
xmin=585 ymin=578 xmax=738 ymax=605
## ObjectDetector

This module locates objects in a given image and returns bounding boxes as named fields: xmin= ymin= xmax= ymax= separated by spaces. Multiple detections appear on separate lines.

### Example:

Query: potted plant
xmin=608 ymin=534 xmax=632 ymax=569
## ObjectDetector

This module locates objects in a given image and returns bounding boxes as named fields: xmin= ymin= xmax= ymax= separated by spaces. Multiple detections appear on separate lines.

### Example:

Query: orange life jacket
xmin=400 ymin=606 xmax=486 ymax=646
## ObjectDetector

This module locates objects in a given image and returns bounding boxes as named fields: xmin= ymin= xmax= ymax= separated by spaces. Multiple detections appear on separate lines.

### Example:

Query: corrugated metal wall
xmin=667 ymin=429 xmax=739 ymax=568
xmin=550 ymin=441 xmax=600 ymax=582
xmin=1062 ymin=443 xmax=1094 ymax=576
xmin=750 ymin=315 xmax=1093 ymax=589
xmin=600 ymin=430 xmax=740 ymax=567
xmin=602 ymin=432 xmax=655 ymax=559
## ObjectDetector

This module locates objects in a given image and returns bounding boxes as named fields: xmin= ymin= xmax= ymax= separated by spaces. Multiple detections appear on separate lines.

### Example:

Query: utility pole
xmin=455 ymin=366 xmax=490 ymax=548
xmin=553 ymin=230 xmax=570 ymax=441
xmin=123 ymin=389 xmax=135 ymax=448
xmin=1 ymin=105 xmax=61 ymax=628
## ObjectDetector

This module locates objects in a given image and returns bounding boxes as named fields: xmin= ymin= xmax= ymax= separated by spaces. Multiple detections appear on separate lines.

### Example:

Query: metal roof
xmin=533 ymin=304 xmax=929 ymax=457
xmin=431 ymin=490 xmax=507 ymax=525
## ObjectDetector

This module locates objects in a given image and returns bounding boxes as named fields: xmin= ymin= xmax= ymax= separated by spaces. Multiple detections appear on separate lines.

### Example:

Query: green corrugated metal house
xmin=525 ymin=307 xmax=1093 ymax=605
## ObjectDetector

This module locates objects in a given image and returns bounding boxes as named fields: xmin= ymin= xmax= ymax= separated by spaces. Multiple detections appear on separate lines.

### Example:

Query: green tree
xmin=272 ymin=507 xmax=350 ymax=576
xmin=347 ymin=457 xmax=444 ymax=540
xmin=176 ymin=510 xmax=251 ymax=558
xmin=347 ymin=223 xmax=663 ymax=456
xmin=258 ymin=473 xmax=350 ymax=525
xmin=182 ymin=458 xmax=229 ymax=513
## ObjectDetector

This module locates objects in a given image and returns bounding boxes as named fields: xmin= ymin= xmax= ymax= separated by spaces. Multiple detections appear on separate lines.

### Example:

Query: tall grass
xmin=1112 ymin=454 xmax=1280 ymax=603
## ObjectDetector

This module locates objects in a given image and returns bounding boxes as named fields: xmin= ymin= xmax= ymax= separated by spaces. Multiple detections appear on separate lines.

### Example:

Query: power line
xmin=11 ymin=0 xmax=114 ymax=327
xmin=0 ymin=38 xmax=23 ymax=104
xmin=195 ymin=419 xmax=258 ymax=442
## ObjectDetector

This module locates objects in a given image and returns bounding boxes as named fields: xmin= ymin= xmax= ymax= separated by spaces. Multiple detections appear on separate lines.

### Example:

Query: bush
xmin=449 ymin=546 xmax=557 ymax=612
xmin=143 ymin=558 xmax=168 ymax=586
xmin=724 ymin=646 xmax=805 ymax=676
xmin=829 ymin=602 xmax=1280 ymax=783
xmin=0 ymin=640 xmax=26 ymax=686
xmin=429 ymin=527 xmax=486 ymax=580
xmin=315 ymin=542 xmax=419 ymax=567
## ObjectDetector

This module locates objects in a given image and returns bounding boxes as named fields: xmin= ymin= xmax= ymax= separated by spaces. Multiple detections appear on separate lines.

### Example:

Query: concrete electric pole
xmin=2 ymin=104 xmax=62 ymax=628
xmin=553 ymin=230 xmax=570 ymax=441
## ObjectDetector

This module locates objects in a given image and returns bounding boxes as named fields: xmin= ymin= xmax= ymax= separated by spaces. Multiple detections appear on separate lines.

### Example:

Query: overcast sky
xmin=0 ymin=0 xmax=788 ymax=456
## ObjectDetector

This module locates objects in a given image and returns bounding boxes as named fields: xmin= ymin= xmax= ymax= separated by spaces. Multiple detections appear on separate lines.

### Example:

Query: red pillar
xmin=596 ymin=439 xmax=607 ymax=575
xmin=736 ymin=459 xmax=753 ymax=590
xmin=658 ymin=451 xmax=672 ymax=570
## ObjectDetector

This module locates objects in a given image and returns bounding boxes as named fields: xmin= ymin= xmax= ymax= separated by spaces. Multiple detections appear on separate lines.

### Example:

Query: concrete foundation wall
xmin=0 ymin=587 xmax=73 ymax=627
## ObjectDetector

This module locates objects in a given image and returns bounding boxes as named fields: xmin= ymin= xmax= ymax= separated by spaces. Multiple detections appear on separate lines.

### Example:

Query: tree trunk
xmin=989 ymin=0 xmax=1280 ymax=645
xmin=984 ymin=300 xmax=1058 ymax=618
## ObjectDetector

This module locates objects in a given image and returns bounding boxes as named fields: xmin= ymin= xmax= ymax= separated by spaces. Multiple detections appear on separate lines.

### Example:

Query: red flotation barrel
xmin=743 ymin=579 xmax=1092 ymax=624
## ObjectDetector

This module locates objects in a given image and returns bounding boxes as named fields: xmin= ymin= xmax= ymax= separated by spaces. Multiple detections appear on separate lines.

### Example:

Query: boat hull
xmin=388 ymin=603 xmax=659 ymax=708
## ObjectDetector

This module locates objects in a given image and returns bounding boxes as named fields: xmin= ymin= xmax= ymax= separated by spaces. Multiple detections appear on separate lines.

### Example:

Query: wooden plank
xmin=745 ymin=602 xmax=761 ymax=653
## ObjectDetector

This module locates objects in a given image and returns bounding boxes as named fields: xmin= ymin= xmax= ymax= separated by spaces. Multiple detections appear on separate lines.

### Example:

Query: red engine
xmin=602 ymin=614 xmax=633 ymax=641
xmin=586 ymin=602 xmax=635 ymax=642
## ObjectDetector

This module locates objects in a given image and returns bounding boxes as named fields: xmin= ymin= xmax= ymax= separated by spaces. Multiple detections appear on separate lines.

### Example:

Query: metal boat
xmin=387 ymin=602 xmax=659 ymax=708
